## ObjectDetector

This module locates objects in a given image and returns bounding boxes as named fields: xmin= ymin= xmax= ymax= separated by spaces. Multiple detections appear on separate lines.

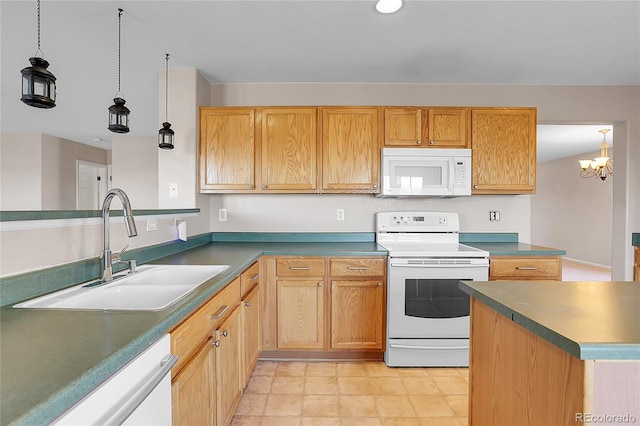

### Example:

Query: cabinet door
xmin=331 ymin=280 xmax=384 ymax=350
xmin=427 ymin=108 xmax=468 ymax=148
xmin=471 ymin=108 xmax=537 ymax=194
xmin=384 ymin=108 xmax=422 ymax=146
xmin=215 ymin=305 xmax=243 ymax=426
xmin=242 ymin=284 xmax=261 ymax=387
xmin=199 ymin=107 xmax=256 ymax=191
xmin=321 ymin=107 xmax=381 ymax=192
xmin=260 ymin=108 xmax=318 ymax=191
xmin=172 ymin=341 xmax=215 ymax=426
xmin=277 ymin=280 xmax=324 ymax=349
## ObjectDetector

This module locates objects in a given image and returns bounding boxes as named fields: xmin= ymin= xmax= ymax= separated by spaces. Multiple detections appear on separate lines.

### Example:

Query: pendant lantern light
xmin=108 ymin=8 xmax=130 ymax=134
xmin=21 ymin=0 xmax=57 ymax=108
xmin=158 ymin=53 xmax=175 ymax=149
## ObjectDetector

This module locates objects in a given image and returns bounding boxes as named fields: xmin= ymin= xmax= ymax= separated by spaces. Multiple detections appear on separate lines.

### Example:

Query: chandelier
xmin=578 ymin=129 xmax=613 ymax=181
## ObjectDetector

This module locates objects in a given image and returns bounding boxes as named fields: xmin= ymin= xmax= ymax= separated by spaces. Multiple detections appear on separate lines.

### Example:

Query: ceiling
xmin=1 ymin=1 xmax=637 ymax=161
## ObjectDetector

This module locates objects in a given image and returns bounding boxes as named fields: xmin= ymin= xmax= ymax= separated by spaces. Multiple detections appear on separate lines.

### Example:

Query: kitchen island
xmin=459 ymin=280 xmax=640 ymax=426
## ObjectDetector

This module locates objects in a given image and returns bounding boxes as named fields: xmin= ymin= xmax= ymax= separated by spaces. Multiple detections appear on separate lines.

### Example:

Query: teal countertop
xmin=465 ymin=242 xmax=566 ymax=256
xmin=0 ymin=241 xmax=385 ymax=426
xmin=633 ymin=233 xmax=639 ymax=246
xmin=0 ymin=231 xmax=565 ymax=425
xmin=460 ymin=280 xmax=640 ymax=361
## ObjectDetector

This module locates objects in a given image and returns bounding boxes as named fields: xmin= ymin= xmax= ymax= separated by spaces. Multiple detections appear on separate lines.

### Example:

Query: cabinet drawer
xmin=240 ymin=262 xmax=260 ymax=297
xmin=170 ymin=277 xmax=240 ymax=376
xmin=276 ymin=258 xmax=325 ymax=277
xmin=490 ymin=257 xmax=561 ymax=280
xmin=330 ymin=257 xmax=385 ymax=277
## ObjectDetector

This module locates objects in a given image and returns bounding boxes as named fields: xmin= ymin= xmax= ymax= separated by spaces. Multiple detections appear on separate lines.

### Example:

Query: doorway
xmin=532 ymin=124 xmax=613 ymax=279
xmin=76 ymin=160 xmax=109 ymax=209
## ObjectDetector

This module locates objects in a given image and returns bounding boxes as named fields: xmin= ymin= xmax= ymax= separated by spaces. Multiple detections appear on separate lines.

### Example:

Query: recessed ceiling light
xmin=375 ymin=0 xmax=403 ymax=14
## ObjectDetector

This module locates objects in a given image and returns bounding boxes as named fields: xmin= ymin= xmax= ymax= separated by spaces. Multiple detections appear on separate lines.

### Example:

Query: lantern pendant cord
xmin=165 ymin=53 xmax=169 ymax=122
xmin=116 ymin=8 xmax=124 ymax=98
xmin=34 ymin=0 xmax=44 ymax=58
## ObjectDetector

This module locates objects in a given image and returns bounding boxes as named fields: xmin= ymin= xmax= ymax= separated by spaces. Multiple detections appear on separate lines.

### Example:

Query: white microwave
xmin=378 ymin=148 xmax=472 ymax=197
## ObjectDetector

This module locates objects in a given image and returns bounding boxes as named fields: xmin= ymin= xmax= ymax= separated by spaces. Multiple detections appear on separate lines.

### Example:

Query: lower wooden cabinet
xmin=489 ymin=255 xmax=562 ymax=281
xmin=170 ymin=263 xmax=261 ymax=426
xmin=171 ymin=341 xmax=216 ymax=426
xmin=277 ymin=279 xmax=324 ymax=349
xmin=331 ymin=280 xmax=384 ymax=349
xmin=262 ymin=255 xmax=386 ymax=356
xmin=634 ymin=247 xmax=639 ymax=281
xmin=241 ymin=284 xmax=261 ymax=387
xmin=215 ymin=305 xmax=243 ymax=426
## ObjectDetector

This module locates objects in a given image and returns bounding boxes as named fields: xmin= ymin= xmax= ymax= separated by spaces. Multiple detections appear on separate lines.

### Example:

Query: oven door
xmin=387 ymin=258 xmax=488 ymax=339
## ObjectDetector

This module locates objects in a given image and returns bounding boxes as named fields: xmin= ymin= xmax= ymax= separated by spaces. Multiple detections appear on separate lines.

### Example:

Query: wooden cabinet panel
xmin=321 ymin=107 xmax=381 ymax=192
xmin=171 ymin=340 xmax=215 ymax=426
xmin=471 ymin=108 xmax=536 ymax=194
xmin=215 ymin=305 xmax=243 ymax=426
xmin=330 ymin=257 xmax=385 ymax=277
xmin=384 ymin=108 xmax=422 ymax=146
xmin=242 ymin=285 xmax=261 ymax=387
xmin=240 ymin=261 xmax=260 ymax=298
xmin=170 ymin=277 xmax=240 ymax=377
xmin=277 ymin=280 xmax=324 ymax=349
xmin=276 ymin=257 xmax=325 ymax=277
xmin=490 ymin=256 xmax=562 ymax=281
xmin=199 ymin=107 xmax=256 ymax=191
xmin=634 ymin=247 xmax=639 ymax=281
xmin=383 ymin=107 xmax=468 ymax=148
xmin=428 ymin=108 xmax=467 ymax=147
xmin=260 ymin=107 xmax=318 ymax=191
xmin=331 ymin=280 xmax=384 ymax=350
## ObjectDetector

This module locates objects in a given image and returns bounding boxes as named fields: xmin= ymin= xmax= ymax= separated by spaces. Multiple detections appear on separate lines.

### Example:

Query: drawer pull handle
xmin=221 ymin=330 xmax=229 ymax=337
xmin=318 ymin=282 xmax=323 ymax=287
xmin=212 ymin=340 xmax=220 ymax=347
xmin=249 ymin=273 xmax=259 ymax=281
xmin=346 ymin=266 xmax=369 ymax=271
xmin=289 ymin=267 xmax=311 ymax=270
xmin=516 ymin=267 xmax=539 ymax=270
xmin=211 ymin=305 xmax=229 ymax=320
xmin=378 ymin=282 xmax=382 ymax=287
xmin=244 ymin=301 xmax=251 ymax=307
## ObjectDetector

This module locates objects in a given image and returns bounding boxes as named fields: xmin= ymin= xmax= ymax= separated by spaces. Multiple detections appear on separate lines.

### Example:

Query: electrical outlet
xmin=337 ymin=208 xmax=345 ymax=221
xmin=146 ymin=219 xmax=157 ymax=231
xmin=169 ymin=183 xmax=178 ymax=198
xmin=489 ymin=211 xmax=500 ymax=221
xmin=218 ymin=209 xmax=227 ymax=222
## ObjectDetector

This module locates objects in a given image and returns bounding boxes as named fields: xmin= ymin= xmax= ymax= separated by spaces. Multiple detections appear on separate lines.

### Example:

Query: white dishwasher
xmin=52 ymin=334 xmax=177 ymax=425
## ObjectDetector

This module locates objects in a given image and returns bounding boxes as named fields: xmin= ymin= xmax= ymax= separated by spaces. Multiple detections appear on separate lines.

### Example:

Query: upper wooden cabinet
xmin=199 ymin=107 xmax=319 ymax=193
xmin=383 ymin=107 xmax=468 ymax=148
xmin=259 ymin=107 xmax=319 ymax=191
xmin=199 ymin=107 xmax=256 ymax=191
xmin=321 ymin=107 xmax=381 ymax=193
xmin=470 ymin=108 xmax=537 ymax=194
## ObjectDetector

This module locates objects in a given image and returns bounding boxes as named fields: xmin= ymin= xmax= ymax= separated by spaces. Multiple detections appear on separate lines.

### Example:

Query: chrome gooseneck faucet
xmin=101 ymin=188 xmax=137 ymax=283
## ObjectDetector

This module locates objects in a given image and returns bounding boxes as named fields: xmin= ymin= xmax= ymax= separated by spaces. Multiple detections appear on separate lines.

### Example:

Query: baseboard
xmin=563 ymin=257 xmax=611 ymax=270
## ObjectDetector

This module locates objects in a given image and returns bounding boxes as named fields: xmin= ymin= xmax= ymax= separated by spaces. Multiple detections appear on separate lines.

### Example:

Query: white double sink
xmin=13 ymin=264 xmax=229 ymax=311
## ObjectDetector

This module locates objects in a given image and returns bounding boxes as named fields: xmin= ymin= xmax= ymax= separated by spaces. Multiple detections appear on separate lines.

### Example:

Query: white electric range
xmin=376 ymin=211 xmax=489 ymax=367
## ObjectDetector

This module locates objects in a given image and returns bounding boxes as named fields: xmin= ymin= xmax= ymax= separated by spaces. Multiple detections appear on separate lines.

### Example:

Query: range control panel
xmin=376 ymin=211 xmax=460 ymax=233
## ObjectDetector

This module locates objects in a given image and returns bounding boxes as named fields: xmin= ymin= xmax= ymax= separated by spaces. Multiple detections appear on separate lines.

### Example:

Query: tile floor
xmin=232 ymin=361 xmax=468 ymax=426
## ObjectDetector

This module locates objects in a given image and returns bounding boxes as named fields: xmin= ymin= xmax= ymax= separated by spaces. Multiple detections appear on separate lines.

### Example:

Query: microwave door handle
xmin=448 ymin=158 xmax=454 ymax=193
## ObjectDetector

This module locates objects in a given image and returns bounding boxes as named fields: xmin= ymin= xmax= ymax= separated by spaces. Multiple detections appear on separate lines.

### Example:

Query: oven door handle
xmin=389 ymin=343 xmax=470 ymax=350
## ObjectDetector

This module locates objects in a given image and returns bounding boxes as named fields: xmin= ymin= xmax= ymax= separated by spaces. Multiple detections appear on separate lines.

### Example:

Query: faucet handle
xmin=112 ymin=245 xmax=130 ymax=262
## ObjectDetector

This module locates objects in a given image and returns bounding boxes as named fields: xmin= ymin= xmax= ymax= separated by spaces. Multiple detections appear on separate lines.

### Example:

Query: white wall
xmin=0 ymin=133 xmax=108 ymax=210
xmin=0 ymin=133 xmax=42 ymax=210
xmin=532 ymin=150 xmax=613 ymax=266
xmin=206 ymin=83 xmax=639 ymax=279
xmin=111 ymin=135 xmax=159 ymax=209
